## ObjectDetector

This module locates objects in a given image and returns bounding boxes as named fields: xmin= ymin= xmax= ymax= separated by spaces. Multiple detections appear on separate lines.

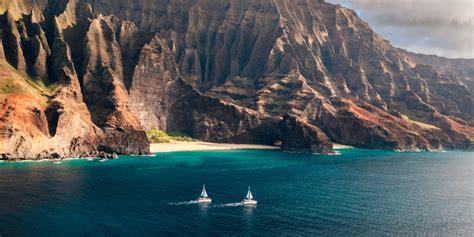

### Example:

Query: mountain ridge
xmin=0 ymin=0 xmax=472 ymax=160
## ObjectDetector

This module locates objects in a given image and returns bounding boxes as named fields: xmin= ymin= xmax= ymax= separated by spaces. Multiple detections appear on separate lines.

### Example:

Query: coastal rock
xmin=80 ymin=14 xmax=149 ymax=155
xmin=171 ymin=94 xmax=281 ymax=145
xmin=280 ymin=114 xmax=333 ymax=154
xmin=0 ymin=153 xmax=10 ymax=160
xmin=0 ymin=14 xmax=102 ymax=160
xmin=129 ymin=35 xmax=179 ymax=131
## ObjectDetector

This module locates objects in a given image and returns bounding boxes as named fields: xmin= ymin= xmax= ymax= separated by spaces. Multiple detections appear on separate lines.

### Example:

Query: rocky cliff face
xmin=0 ymin=3 xmax=149 ymax=160
xmin=0 ymin=0 xmax=472 ymax=159
xmin=128 ymin=34 xmax=331 ymax=151
xmin=403 ymin=50 xmax=474 ymax=93
xmin=88 ymin=0 xmax=474 ymax=150
xmin=280 ymin=114 xmax=333 ymax=154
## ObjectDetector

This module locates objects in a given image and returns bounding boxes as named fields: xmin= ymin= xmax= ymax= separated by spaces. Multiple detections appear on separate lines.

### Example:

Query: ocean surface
xmin=0 ymin=148 xmax=473 ymax=236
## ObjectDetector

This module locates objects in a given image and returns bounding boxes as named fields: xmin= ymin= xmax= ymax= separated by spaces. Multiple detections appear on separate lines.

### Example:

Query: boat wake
xmin=168 ymin=201 xmax=198 ymax=205
xmin=168 ymin=201 xmax=245 ymax=207
xmin=213 ymin=203 xmax=243 ymax=207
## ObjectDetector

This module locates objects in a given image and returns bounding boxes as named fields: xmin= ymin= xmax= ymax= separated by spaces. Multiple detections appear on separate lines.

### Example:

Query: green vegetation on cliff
xmin=0 ymin=77 xmax=23 ymax=94
xmin=0 ymin=61 xmax=58 ymax=102
xmin=24 ymin=76 xmax=59 ymax=97
xmin=146 ymin=130 xmax=198 ymax=143
xmin=401 ymin=114 xmax=440 ymax=130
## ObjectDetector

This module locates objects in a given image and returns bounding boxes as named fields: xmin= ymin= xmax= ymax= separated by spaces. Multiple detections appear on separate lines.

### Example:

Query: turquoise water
xmin=0 ymin=149 xmax=473 ymax=236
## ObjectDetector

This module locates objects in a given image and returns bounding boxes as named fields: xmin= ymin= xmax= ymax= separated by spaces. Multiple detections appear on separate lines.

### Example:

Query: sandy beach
xmin=150 ymin=141 xmax=353 ymax=153
xmin=150 ymin=141 xmax=279 ymax=153
xmin=333 ymin=144 xmax=354 ymax=149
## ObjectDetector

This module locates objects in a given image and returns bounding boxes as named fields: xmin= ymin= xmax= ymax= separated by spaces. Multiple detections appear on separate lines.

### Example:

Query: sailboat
xmin=241 ymin=186 xmax=257 ymax=205
xmin=196 ymin=184 xmax=212 ymax=203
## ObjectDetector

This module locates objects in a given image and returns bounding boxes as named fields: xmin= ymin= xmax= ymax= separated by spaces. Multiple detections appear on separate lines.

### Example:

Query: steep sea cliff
xmin=0 ymin=0 xmax=472 ymax=159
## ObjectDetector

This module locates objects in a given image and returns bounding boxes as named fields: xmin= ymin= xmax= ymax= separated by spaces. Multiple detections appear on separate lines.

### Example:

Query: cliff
xmin=0 ymin=0 xmax=472 ymax=159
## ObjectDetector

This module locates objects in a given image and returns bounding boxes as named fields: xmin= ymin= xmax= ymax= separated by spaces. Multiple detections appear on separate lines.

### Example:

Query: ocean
xmin=0 ymin=148 xmax=472 ymax=236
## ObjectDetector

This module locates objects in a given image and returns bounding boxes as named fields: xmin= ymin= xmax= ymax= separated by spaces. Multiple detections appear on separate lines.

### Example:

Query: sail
xmin=201 ymin=185 xmax=208 ymax=198
xmin=246 ymin=186 xmax=253 ymax=199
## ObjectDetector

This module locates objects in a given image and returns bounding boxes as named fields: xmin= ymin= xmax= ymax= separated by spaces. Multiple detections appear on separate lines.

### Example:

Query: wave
xmin=310 ymin=151 xmax=342 ymax=156
xmin=394 ymin=148 xmax=447 ymax=153
xmin=429 ymin=149 xmax=447 ymax=153
xmin=129 ymin=154 xmax=157 ymax=157
xmin=394 ymin=149 xmax=422 ymax=153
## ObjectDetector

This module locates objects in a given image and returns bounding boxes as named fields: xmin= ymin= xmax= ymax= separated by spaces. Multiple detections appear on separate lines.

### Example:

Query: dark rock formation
xmin=129 ymin=35 xmax=179 ymax=131
xmin=280 ymin=114 xmax=333 ymax=154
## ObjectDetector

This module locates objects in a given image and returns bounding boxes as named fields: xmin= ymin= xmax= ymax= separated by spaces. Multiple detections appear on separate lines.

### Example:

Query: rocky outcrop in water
xmin=280 ymin=114 xmax=333 ymax=154
xmin=0 ymin=0 xmax=472 ymax=159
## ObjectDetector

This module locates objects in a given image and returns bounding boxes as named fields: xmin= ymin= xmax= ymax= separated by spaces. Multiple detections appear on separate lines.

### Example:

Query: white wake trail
xmin=168 ymin=200 xmax=198 ymax=205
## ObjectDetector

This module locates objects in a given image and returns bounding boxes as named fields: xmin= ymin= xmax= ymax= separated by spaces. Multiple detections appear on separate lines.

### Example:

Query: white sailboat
xmin=196 ymin=184 xmax=212 ymax=203
xmin=241 ymin=186 xmax=257 ymax=205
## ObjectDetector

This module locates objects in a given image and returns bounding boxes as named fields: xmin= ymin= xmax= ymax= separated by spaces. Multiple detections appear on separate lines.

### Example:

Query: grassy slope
xmin=146 ymin=130 xmax=199 ymax=143
xmin=401 ymin=114 xmax=441 ymax=130
xmin=0 ymin=60 xmax=58 ymax=105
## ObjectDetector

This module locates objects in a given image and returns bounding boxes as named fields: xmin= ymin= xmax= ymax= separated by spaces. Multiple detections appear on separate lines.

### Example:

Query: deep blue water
xmin=0 ymin=148 xmax=473 ymax=236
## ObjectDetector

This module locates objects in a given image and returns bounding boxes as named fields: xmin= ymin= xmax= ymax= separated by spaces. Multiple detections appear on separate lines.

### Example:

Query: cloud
xmin=327 ymin=0 xmax=474 ymax=58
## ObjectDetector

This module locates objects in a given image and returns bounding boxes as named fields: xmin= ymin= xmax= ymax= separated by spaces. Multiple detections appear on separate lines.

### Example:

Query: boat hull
xmin=197 ymin=198 xmax=212 ymax=203
xmin=241 ymin=199 xmax=257 ymax=205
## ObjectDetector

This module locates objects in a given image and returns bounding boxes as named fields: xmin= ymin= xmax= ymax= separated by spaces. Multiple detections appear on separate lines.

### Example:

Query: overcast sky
xmin=327 ymin=0 xmax=474 ymax=59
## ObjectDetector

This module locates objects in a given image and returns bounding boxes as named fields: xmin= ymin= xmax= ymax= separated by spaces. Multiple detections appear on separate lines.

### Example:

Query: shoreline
xmin=333 ymin=144 xmax=354 ymax=149
xmin=150 ymin=141 xmax=354 ymax=153
xmin=0 ymin=156 xmax=89 ymax=163
xmin=3 ymin=144 xmax=469 ymax=164
xmin=0 ymin=142 xmax=354 ymax=163
xmin=150 ymin=141 xmax=280 ymax=153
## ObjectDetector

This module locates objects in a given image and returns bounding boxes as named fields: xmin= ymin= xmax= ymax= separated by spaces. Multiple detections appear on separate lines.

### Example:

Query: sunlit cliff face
xmin=328 ymin=0 xmax=474 ymax=59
